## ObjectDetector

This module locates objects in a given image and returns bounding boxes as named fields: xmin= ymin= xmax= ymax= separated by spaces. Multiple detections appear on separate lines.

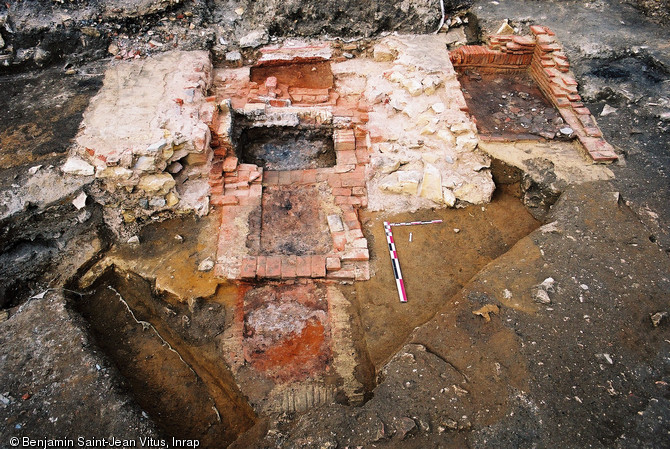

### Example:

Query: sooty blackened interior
xmin=257 ymin=185 xmax=332 ymax=256
xmin=458 ymin=70 xmax=566 ymax=140
xmin=237 ymin=126 xmax=336 ymax=171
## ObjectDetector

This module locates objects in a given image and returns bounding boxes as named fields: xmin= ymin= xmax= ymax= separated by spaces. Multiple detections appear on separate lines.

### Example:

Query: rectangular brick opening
xmin=457 ymin=69 xmax=564 ymax=140
xmin=237 ymin=126 xmax=336 ymax=171
xmin=247 ymin=185 xmax=333 ymax=256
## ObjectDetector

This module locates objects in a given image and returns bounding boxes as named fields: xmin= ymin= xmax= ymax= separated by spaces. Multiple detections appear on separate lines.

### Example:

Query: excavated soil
xmin=73 ymin=269 xmax=256 ymax=447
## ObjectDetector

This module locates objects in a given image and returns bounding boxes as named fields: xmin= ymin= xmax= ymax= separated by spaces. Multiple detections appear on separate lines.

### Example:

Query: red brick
xmin=352 ymin=186 xmax=366 ymax=196
xmin=263 ymin=171 xmax=279 ymax=185
xmin=327 ymin=268 xmax=356 ymax=280
xmin=302 ymin=169 xmax=317 ymax=184
xmin=355 ymin=149 xmax=370 ymax=164
xmin=332 ymin=231 xmax=347 ymax=251
xmin=310 ymin=255 xmax=326 ymax=278
xmin=337 ymin=150 xmax=357 ymax=166
xmin=240 ymin=257 xmax=257 ymax=279
xmin=342 ymin=248 xmax=369 ymax=261
xmin=355 ymin=263 xmax=371 ymax=281
xmin=265 ymin=76 xmax=278 ymax=89
xmin=326 ymin=256 xmax=341 ymax=271
xmin=341 ymin=172 xmax=366 ymax=187
xmin=334 ymin=129 xmax=356 ymax=151
xmin=249 ymin=184 xmax=263 ymax=197
xmin=256 ymin=256 xmax=267 ymax=278
xmin=349 ymin=229 xmax=364 ymax=239
xmin=266 ymin=256 xmax=282 ymax=279
xmin=530 ymin=25 xmax=547 ymax=35
xmin=220 ymin=195 xmax=239 ymax=205
xmin=328 ymin=173 xmax=342 ymax=188
xmin=281 ymin=256 xmax=297 ymax=279
xmin=332 ymin=187 xmax=352 ymax=196
xmin=222 ymin=156 xmax=238 ymax=172
xmin=296 ymin=256 xmax=311 ymax=277
xmin=278 ymin=171 xmax=291 ymax=185
xmin=574 ymin=107 xmax=591 ymax=115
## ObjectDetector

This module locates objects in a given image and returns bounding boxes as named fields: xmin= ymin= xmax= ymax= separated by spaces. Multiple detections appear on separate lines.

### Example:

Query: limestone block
xmin=443 ymin=188 xmax=457 ymax=207
xmin=134 ymin=156 xmax=157 ymax=172
xmin=419 ymin=163 xmax=443 ymax=204
xmin=138 ymin=173 xmax=175 ymax=194
xmin=62 ymin=157 xmax=95 ymax=176
xmin=379 ymin=171 xmax=421 ymax=195
xmin=456 ymin=135 xmax=478 ymax=152
xmin=373 ymin=42 xmax=396 ymax=62
xmin=96 ymin=167 xmax=133 ymax=179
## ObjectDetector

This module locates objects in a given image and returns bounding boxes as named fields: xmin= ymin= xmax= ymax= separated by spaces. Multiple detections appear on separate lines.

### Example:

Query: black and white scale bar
xmin=384 ymin=221 xmax=407 ymax=303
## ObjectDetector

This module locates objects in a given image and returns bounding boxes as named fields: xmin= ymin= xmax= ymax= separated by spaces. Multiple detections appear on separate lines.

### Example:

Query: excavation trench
xmin=66 ymin=179 xmax=542 ymax=448
xmin=69 ymin=268 xmax=256 ymax=447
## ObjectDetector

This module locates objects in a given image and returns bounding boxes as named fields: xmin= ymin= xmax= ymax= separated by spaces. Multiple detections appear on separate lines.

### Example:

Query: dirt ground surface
xmin=1 ymin=0 xmax=670 ymax=448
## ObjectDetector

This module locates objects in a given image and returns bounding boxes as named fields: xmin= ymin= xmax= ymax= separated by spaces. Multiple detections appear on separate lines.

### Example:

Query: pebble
xmin=651 ymin=311 xmax=667 ymax=327
xmin=127 ymin=236 xmax=140 ymax=244
xmin=453 ymin=228 xmax=460 ymax=233
xmin=198 ymin=257 xmax=215 ymax=272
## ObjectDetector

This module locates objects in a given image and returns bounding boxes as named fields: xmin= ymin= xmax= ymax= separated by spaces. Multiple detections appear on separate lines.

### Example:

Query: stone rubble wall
xmin=363 ymin=34 xmax=495 ymax=212
xmin=450 ymin=26 xmax=618 ymax=162
xmin=62 ymin=50 xmax=216 ymax=221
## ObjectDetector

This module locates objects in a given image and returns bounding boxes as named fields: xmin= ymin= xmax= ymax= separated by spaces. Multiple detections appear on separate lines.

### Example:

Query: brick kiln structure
xmin=208 ymin=43 xmax=371 ymax=282
xmin=449 ymin=25 xmax=618 ymax=162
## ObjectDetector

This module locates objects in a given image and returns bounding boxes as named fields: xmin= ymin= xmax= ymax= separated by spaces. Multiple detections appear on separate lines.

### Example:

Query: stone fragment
xmin=651 ymin=311 xmax=667 ymax=327
xmin=327 ymin=215 xmax=344 ymax=233
xmin=137 ymin=174 xmax=175 ymax=194
xmin=373 ymin=42 xmax=396 ymax=61
xmin=379 ymin=171 xmax=422 ymax=195
xmin=198 ymin=257 xmax=215 ymax=272
xmin=600 ymin=104 xmax=617 ymax=117
xmin=473 ymin=304 xmax=499 ymax=322
xmin=127 ymin=236 xmax=140 ymax=245
xmin=395 ymin=417 xmax=417 ymax=440
xmin=404 ymin=78 xmax=424 ymax=96
xmin=239 ymin=30 xmax=269 ymax=48
xmin=28 ymin=165 xmax=42 ymax=175
xmin=496 ymin=21 xmax=515 ymax=35
xmin=419 ymin=163 xmax=443 ymax=203
xmin=225 ymin=51 xmax=242 ymax=63
xmin=62 ymin=157 xmax=95 ymax=176
xmin=134 ymin=156 xmax=156 ymax=172
xmin=96 ymin=167 xmax=133 ymax=179
xmin=431 ymin=102 xmax=446 ymax=114
xmin=442 ymin=188 xmax=456 ymax=207
xmin=72 ymin=191 xmax=87 ymax=210
xmin=167 ymin=162 xmax=183 ymax=174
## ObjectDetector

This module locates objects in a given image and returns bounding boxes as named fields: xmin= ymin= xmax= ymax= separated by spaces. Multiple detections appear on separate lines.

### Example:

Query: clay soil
xmin=352 ymin=190 xmax=540 ymax=367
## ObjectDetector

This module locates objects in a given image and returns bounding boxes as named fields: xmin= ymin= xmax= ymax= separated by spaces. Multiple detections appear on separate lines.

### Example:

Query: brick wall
xmin=450 ymin=26 xmax=617 ymax=162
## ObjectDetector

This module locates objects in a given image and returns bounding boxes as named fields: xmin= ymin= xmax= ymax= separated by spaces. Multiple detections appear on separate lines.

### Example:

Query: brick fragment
xmin=310 ymin=255 xmax=326 ymax=278
xmin=342 ymin=248 xmax=369 ymax=261
xmin=240 ymin=257 xmax=257 ymax=279
xmin=281 ymin=256 xmax=297 ymax=279
xmin=296 ymin=256 xmax=311 ymax=277
xmin=256 ymin=256 xmax=267 ymax=278
xmin=266 ymin=256 xmax=282 ymax=279
xmin=223 ymin=156 xmax=238 ymax=172
xmin=332 ymin=232 xmax=347 ymax=251
xmin=326 ymin=257 xmax=341 ymax=271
